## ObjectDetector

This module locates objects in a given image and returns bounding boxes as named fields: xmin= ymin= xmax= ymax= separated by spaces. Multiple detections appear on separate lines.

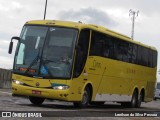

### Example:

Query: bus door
xmin=70 ymin=29 xmax=90 ymax=100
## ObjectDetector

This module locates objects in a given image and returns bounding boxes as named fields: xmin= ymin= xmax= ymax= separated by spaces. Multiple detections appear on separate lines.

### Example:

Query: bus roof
xmin=26 ymin=20 xmax=157 ymax=51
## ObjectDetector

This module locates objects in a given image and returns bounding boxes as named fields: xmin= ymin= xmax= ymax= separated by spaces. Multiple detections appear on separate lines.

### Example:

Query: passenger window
xmin=153 ymin=51 xmax=158 ymax=67
xmin=104 ymin=36 xmax=114 ymax=59
xmin=114 ymin=39 xmax=130 ymax=62
xmin=90 ymin=31 xmax=115 ymax=58
xmin=132 ymin=44 xmax=137 ymax=64
xmin=148 ymin=49 xmax=153 ymax=67
xmin=90 ymin=31 xmax=105 ymax=57
xmin=89 ymin=30 xmax=157 ymax=68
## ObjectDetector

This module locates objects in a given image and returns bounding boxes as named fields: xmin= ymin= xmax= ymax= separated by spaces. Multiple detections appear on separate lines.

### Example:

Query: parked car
xmin=154 ymin=82 xmax=160 ymax=100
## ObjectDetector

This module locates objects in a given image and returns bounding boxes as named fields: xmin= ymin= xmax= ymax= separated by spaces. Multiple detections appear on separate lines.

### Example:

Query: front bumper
xmin=12 ymin=83 xmax=70 ymax=101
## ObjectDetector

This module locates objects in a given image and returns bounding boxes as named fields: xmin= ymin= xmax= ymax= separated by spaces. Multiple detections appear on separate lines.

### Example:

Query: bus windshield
xmin=14 ymin=25 xmax=78 ymax=79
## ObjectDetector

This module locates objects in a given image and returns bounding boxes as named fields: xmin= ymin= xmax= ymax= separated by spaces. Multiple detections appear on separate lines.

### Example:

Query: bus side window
xmin=142 ymin=47 xmax=149 ymax=66
xmin=153 ymin=51 xmax=158 ymax=67
xmin=132 ymin=44 xmax=137 ymax=64
xmin=90 ymin=31 xmax=106 ymax=57
xmin=127 ymin=43 xmax=133 ymax=63
xmin=90 ymin=31 xmax=101 ymax=56
xmin=148 ymin=49 xmax=153 ymax=67
xmin=103 ymin=36 xmax=114 ymax=59
xmin=137 ymin=46 xmax=142 ymax=65
xmin=73 ymin=29 xmax=90 ymax=77
xmin=137 ymin=46 xmax=149 ymax=66
xmin=114 ymin=39 xmax=124 ymax=61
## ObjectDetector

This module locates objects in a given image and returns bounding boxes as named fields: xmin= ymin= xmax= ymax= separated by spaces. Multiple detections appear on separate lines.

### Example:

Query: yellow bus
xmin=9 ymin=20 xmax=157 ymax=108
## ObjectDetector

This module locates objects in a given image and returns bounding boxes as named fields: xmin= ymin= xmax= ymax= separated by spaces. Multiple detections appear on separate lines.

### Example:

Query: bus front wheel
xmin=29 ymin=96 xmax=45 ymax=105
xmin=73 ymin=87 xmax=90 ymax=108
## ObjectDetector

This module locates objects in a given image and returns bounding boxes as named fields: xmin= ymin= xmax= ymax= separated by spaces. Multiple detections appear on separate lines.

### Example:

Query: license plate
xmin=32 ymin=90 xmax=41 ymax=95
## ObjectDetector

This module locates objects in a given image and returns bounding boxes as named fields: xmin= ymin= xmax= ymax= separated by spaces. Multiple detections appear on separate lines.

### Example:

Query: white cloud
xmin=58 ymin=7 xmax=117 ymax=27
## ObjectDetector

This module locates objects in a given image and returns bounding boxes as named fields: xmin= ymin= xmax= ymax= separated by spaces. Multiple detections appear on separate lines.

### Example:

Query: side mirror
xmin=8 ymin=41 xmax=13 ymax=54
xmin=8 ymin=36 xmax=20 ymax=54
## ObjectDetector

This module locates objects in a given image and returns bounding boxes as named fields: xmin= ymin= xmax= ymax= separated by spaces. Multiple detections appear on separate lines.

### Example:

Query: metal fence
xmin=0 ymin=68 xmax=12 ymax=88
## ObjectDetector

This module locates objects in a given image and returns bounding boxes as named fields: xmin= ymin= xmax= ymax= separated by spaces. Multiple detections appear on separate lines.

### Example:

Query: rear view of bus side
xmin=9 ymin=20 xmax=157 ymax=108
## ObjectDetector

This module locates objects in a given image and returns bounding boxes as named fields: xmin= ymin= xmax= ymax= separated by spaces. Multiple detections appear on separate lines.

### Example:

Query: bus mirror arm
xmin=8 ymin=36 xmax=20 ymax=54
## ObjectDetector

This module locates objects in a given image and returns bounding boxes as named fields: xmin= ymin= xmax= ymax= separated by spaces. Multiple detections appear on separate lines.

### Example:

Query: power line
xmin=129 ymin=9 xmax=139 ymax=40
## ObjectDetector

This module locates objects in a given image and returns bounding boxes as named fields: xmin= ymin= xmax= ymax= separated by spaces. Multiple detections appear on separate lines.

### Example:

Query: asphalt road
xmin=0 ymin=89 xmax=160 ymax=120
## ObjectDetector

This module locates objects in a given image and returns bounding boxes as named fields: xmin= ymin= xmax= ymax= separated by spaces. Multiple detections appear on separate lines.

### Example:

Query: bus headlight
xmin=52 ymin=85 xmax=69 ymax=90
xmin=13 ymin=80 xmax=24 ymax=85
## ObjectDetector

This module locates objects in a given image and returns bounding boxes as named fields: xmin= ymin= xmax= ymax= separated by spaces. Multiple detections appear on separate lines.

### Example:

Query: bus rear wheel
xmin=136 ymin=91 xmax=143 ymax=108
xmin=73 ymin=87 xmax=90 ymax=108
xmin=121 ymin=90 xmax=138 ymax=108
xmin=29 ymin=96 xmax=45 ymax=105
xmin=130 ymin=90 xmax=138 ymax=108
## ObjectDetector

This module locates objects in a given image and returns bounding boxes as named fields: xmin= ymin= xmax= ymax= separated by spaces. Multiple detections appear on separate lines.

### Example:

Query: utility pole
xmin=44 ymin=0 xmax=48 ymax=20
xmin=129 ymin=9 xmax=139 ymax=40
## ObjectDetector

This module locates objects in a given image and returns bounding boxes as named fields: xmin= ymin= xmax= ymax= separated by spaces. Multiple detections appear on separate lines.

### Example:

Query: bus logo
xmin=36 ymin=82 xmax=40 ymax=87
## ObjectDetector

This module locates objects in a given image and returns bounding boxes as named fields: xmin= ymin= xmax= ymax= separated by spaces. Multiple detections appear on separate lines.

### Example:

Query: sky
xmin=0 ymin=0 xmax=160 ymax=80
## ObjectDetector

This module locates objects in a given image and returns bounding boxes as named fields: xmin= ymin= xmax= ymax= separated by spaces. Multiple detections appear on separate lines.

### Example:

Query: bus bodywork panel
xmin=86 ymin=56 xmax=156 ymax=102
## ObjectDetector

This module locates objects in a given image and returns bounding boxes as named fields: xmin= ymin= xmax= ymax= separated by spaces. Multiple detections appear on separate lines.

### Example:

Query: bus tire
xmin=130 ymin=90 xmax=138 ymax=108
xmin=73 ymin=87 xmax=90 ymax=108
xmin=29 ymin=96 xmax=45 ymax=105
xmin=136 ymin=91 xmax=143 ymax=108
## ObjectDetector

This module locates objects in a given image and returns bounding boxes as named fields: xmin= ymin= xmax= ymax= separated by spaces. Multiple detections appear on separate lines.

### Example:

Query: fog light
xmin=52 ymin=85 xmax=69 ymax=90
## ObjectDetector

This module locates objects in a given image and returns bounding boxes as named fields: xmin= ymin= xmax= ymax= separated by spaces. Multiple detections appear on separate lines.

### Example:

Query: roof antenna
xmin=44 ymin=0 xmax=48 ymax=20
